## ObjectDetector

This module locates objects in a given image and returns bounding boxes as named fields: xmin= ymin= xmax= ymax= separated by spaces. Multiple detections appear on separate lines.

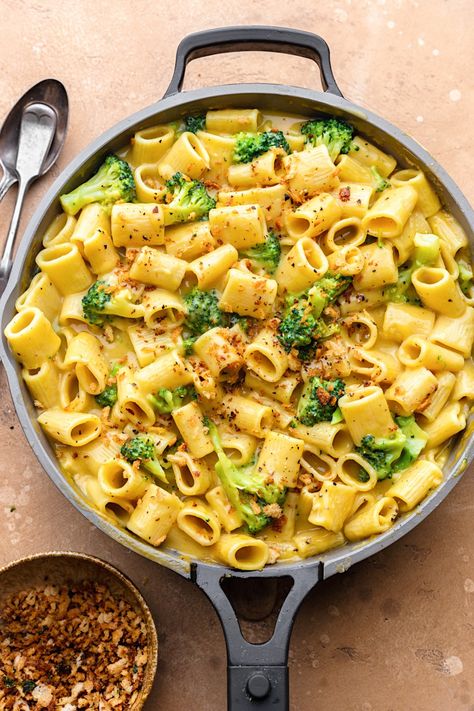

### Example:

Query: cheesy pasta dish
xmin=5 ymin=108 xmax=474 ymax=570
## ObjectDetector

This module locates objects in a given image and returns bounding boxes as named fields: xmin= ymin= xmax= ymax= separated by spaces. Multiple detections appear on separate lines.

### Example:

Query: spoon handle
xmin=0 ymin=176 xmax=29 ymax=284
xmin=0 ymin=172 xmax=16 ymax=204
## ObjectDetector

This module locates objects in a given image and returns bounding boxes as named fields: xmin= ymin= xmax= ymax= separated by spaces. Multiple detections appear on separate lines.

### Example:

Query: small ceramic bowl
xmin=0 ymin=551 xmax=158 ymax=709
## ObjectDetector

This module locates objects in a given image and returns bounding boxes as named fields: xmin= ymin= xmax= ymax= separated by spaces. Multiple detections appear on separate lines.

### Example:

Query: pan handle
xmin=163 ymin=26 xmax=343 ymax=99
xmin=193 ymin=563 xmax=320 ymax=710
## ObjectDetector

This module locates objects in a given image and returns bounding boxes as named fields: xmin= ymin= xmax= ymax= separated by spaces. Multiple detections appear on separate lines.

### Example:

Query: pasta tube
xmin=111 ymin=203 xmax=165 ymax=247
xmin=206 ymin=109 xmax=261 ymax=134
xmin=398 ymin=335 xmax=464 ymax=372
xmin=283 ymin=145 xmax=339 ymax=201
xmin=285 ymin=194 xmax=341 ymax=240
xmin=64 ymin=332 xmax=109 ymax=395
xmin=158 ymin=131 xmax=210 ymax=180
xmin=384 ymin=368 xmax=438 ymax=416
xmin=308 ymin=482 xmax=356 ymax=533
xmin=36 ymin=243 xmax=93 ymax=295
xmin=255 ymin=431 xmax=304 ymax=488
xmin=187 ymin=244 xmax=238 ymax=290
xmin=131 ymin=124 xmax=176 ymax=165
xmin=127 ymin=484 xmax=182 ymax=546
xmin=362 ymin=185 xmax=418 ymax=238
xmin=42 ymin=212 xmax=77 ymax=247
xmin=219 ymin=269 xmax=277 ymax=319
xmin=391 ymin=169 xmax=441 ymax=218
xmin=350 ymin=136 xmax=397 ymax=177
xmin=222 ymin=394 xmax=273 ymax=437
xmin=215 ymin=534 xmax=269 ymax=570
xmin=206 ymin=486 xmax=242 ymax=532
xmin=293 ymin=529 xmax=345 ymax=558
xmin=209 ymin=204 xmax=267 ymax=250
xmin=244 ymin=328 xmax=288 ymax=382
xmin=344 ymin=497 xmax=398 ymax=541
xmin=98 ymin=459 xmax=149 ymax=501
xmin=22 ymin=361 xmax=60 ymax=410
xmin=193 ymin=327 xmax=243 ymax=379
xmin=217 ymin=184 xmax=287 ymax=227
xmin=15 ymin=273 xmax=61 ymax=322
xmin=168 ymin=452 xmax=213 ymax=496
xmin=172 ymin=401 xmax=214 ymax=458
xmin=38 ymin=409 xmax=101 ymax=446
xmin=386 ymin=460 xmax=443 ymax=512
xmin=276 ymin=237 xmax=328 ymax=293
xmin=412 ymin=266 xmax=466 ymax=317
xmin=129 ymin=246 xmax=187 ymax=290
xmin=5 ymin=307 xmax=60 ymax=368
xmin=177 ymin=499 xmax=221 ymax=547
xmin=339 ymin=386 xmax=394 ymax=444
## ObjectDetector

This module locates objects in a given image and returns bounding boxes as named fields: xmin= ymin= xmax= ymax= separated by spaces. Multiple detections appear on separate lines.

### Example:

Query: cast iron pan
xmin=1 ymin=27 xmax=473 ymax=711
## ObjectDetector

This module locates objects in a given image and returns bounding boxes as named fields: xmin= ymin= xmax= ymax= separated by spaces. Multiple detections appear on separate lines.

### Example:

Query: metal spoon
xmin=0 ymin=103 xmax=57 ymax=289
xmin=0 ymin=78 xmax=68 ymax=203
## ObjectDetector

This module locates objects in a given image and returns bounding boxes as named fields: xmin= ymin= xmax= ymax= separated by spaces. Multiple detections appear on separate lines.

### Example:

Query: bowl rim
xmin=0 ymin=82 xmax=473 ymax=580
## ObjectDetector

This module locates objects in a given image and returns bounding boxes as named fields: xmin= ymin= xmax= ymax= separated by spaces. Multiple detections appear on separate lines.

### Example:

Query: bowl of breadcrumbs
xmin=0 ymin=551 xmax=158 ymax=709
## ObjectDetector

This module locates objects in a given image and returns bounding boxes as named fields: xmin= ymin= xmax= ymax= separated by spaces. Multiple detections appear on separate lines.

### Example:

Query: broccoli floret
xmin=296 ymin=377 xmax=345 ymax=426
xmin=182 ymin=289 xmax=250 ymax=339
xmin=277 ymin=275 xmax=351 ymax=353
xmin=233 ymin=131 xmax=290 ymax=163
xmin=458 ymin=259 xmax=473 ymax=295
xmin=182 ymin=337 xmax=196 ymax=355
xmin=356 ymin=429 xmax=407 ymax=480
xmin=294 ymin=342 xmax=317 ymax=362
xmin=148 ymin=385 xmax=196 ymax=414
xmin=82 ymin=278 xmax=142 ymax=326
xmin=207 ymin=419 xmax=286 ymax=534
xmin=392 ymin=415 xmax=428 ymax=472
xmin=120 ymin=436 xmax=167 ymax=483
xmin=384 ymin=233 xmax=440 ymax=304
xmin=60 ymin=155 xmax=135 ymax=216
xmin=370 ymin=165 xmax=391 ymax=192
xmin=183 ymin=287 xmax=225 ymax=336
xmin=301 ymin=118 xmax=356 ymax=161
xmin=278 ymin=303 xmax=317 ymax=351
xmin=228 ymin=314 xmax=253 ymax=333
xmin=95 ymin=385 xmax=117 ymax=408
xmin=383 ymin=265 xmax=420 ymax=304
xmin=240 ymin=231 xmax=281 ymax=273
xmin=95 ymin=364 xmax=121 ymax=407
xmin=184 ymin=114 xmax=206 ymax=133
xmin=277 ymin=300 xmax=340 ymax=353
xmin=163 ymin=172 xmax=215 ymax=225
xmin=308 ymin=273 xmax=352 ymax=317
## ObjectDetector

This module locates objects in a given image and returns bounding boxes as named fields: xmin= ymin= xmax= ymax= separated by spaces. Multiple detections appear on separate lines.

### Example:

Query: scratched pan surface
xmin=0 ymin=27 xmax=473 ymax=711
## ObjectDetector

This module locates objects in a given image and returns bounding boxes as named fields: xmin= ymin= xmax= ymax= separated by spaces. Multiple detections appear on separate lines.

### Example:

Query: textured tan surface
xmin=0 ymin=1 xmax=473 ymax=709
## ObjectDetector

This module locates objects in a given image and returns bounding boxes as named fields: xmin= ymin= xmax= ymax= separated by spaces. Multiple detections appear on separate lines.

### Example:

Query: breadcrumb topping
xmin=0 ymin=581 xmax=149 ymax=709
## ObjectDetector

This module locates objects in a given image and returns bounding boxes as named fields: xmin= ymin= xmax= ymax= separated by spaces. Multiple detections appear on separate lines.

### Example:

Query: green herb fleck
xmin=22 ymin=680 xmax=37 ymax=693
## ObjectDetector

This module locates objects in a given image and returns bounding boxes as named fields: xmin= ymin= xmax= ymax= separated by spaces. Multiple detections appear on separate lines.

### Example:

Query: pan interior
xmin=1 ymin=84 xmax=473 ymax=578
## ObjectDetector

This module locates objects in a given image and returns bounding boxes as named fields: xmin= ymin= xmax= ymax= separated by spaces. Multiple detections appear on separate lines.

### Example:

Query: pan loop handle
xmin=193 ymin=563 xmax=320 ymax=711
xmin=163 ymin=25 xmax=344 ymax=99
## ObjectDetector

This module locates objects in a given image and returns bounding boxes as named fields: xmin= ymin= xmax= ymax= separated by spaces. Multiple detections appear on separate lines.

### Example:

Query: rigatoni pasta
xmin=4 ymin=107 xmax=472 ymax=571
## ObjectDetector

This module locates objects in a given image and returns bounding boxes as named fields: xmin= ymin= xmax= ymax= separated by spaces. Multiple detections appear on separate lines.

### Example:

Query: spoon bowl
xmin=0 ymin=79 xmax=68 ymax=291
xmin=0 ymin=78 xmax=68 ymax=201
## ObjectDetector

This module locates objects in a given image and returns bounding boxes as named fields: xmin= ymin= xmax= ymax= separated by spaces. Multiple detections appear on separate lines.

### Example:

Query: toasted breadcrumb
xmin=0 ymin=581 xmax=149 ymax=709
xmin=262 ymin=503 xmax=283 ymax=519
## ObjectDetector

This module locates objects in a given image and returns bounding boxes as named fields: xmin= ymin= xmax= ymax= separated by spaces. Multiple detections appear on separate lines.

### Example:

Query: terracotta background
xmin=1 ymin=1 xmax=474 ymax=709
